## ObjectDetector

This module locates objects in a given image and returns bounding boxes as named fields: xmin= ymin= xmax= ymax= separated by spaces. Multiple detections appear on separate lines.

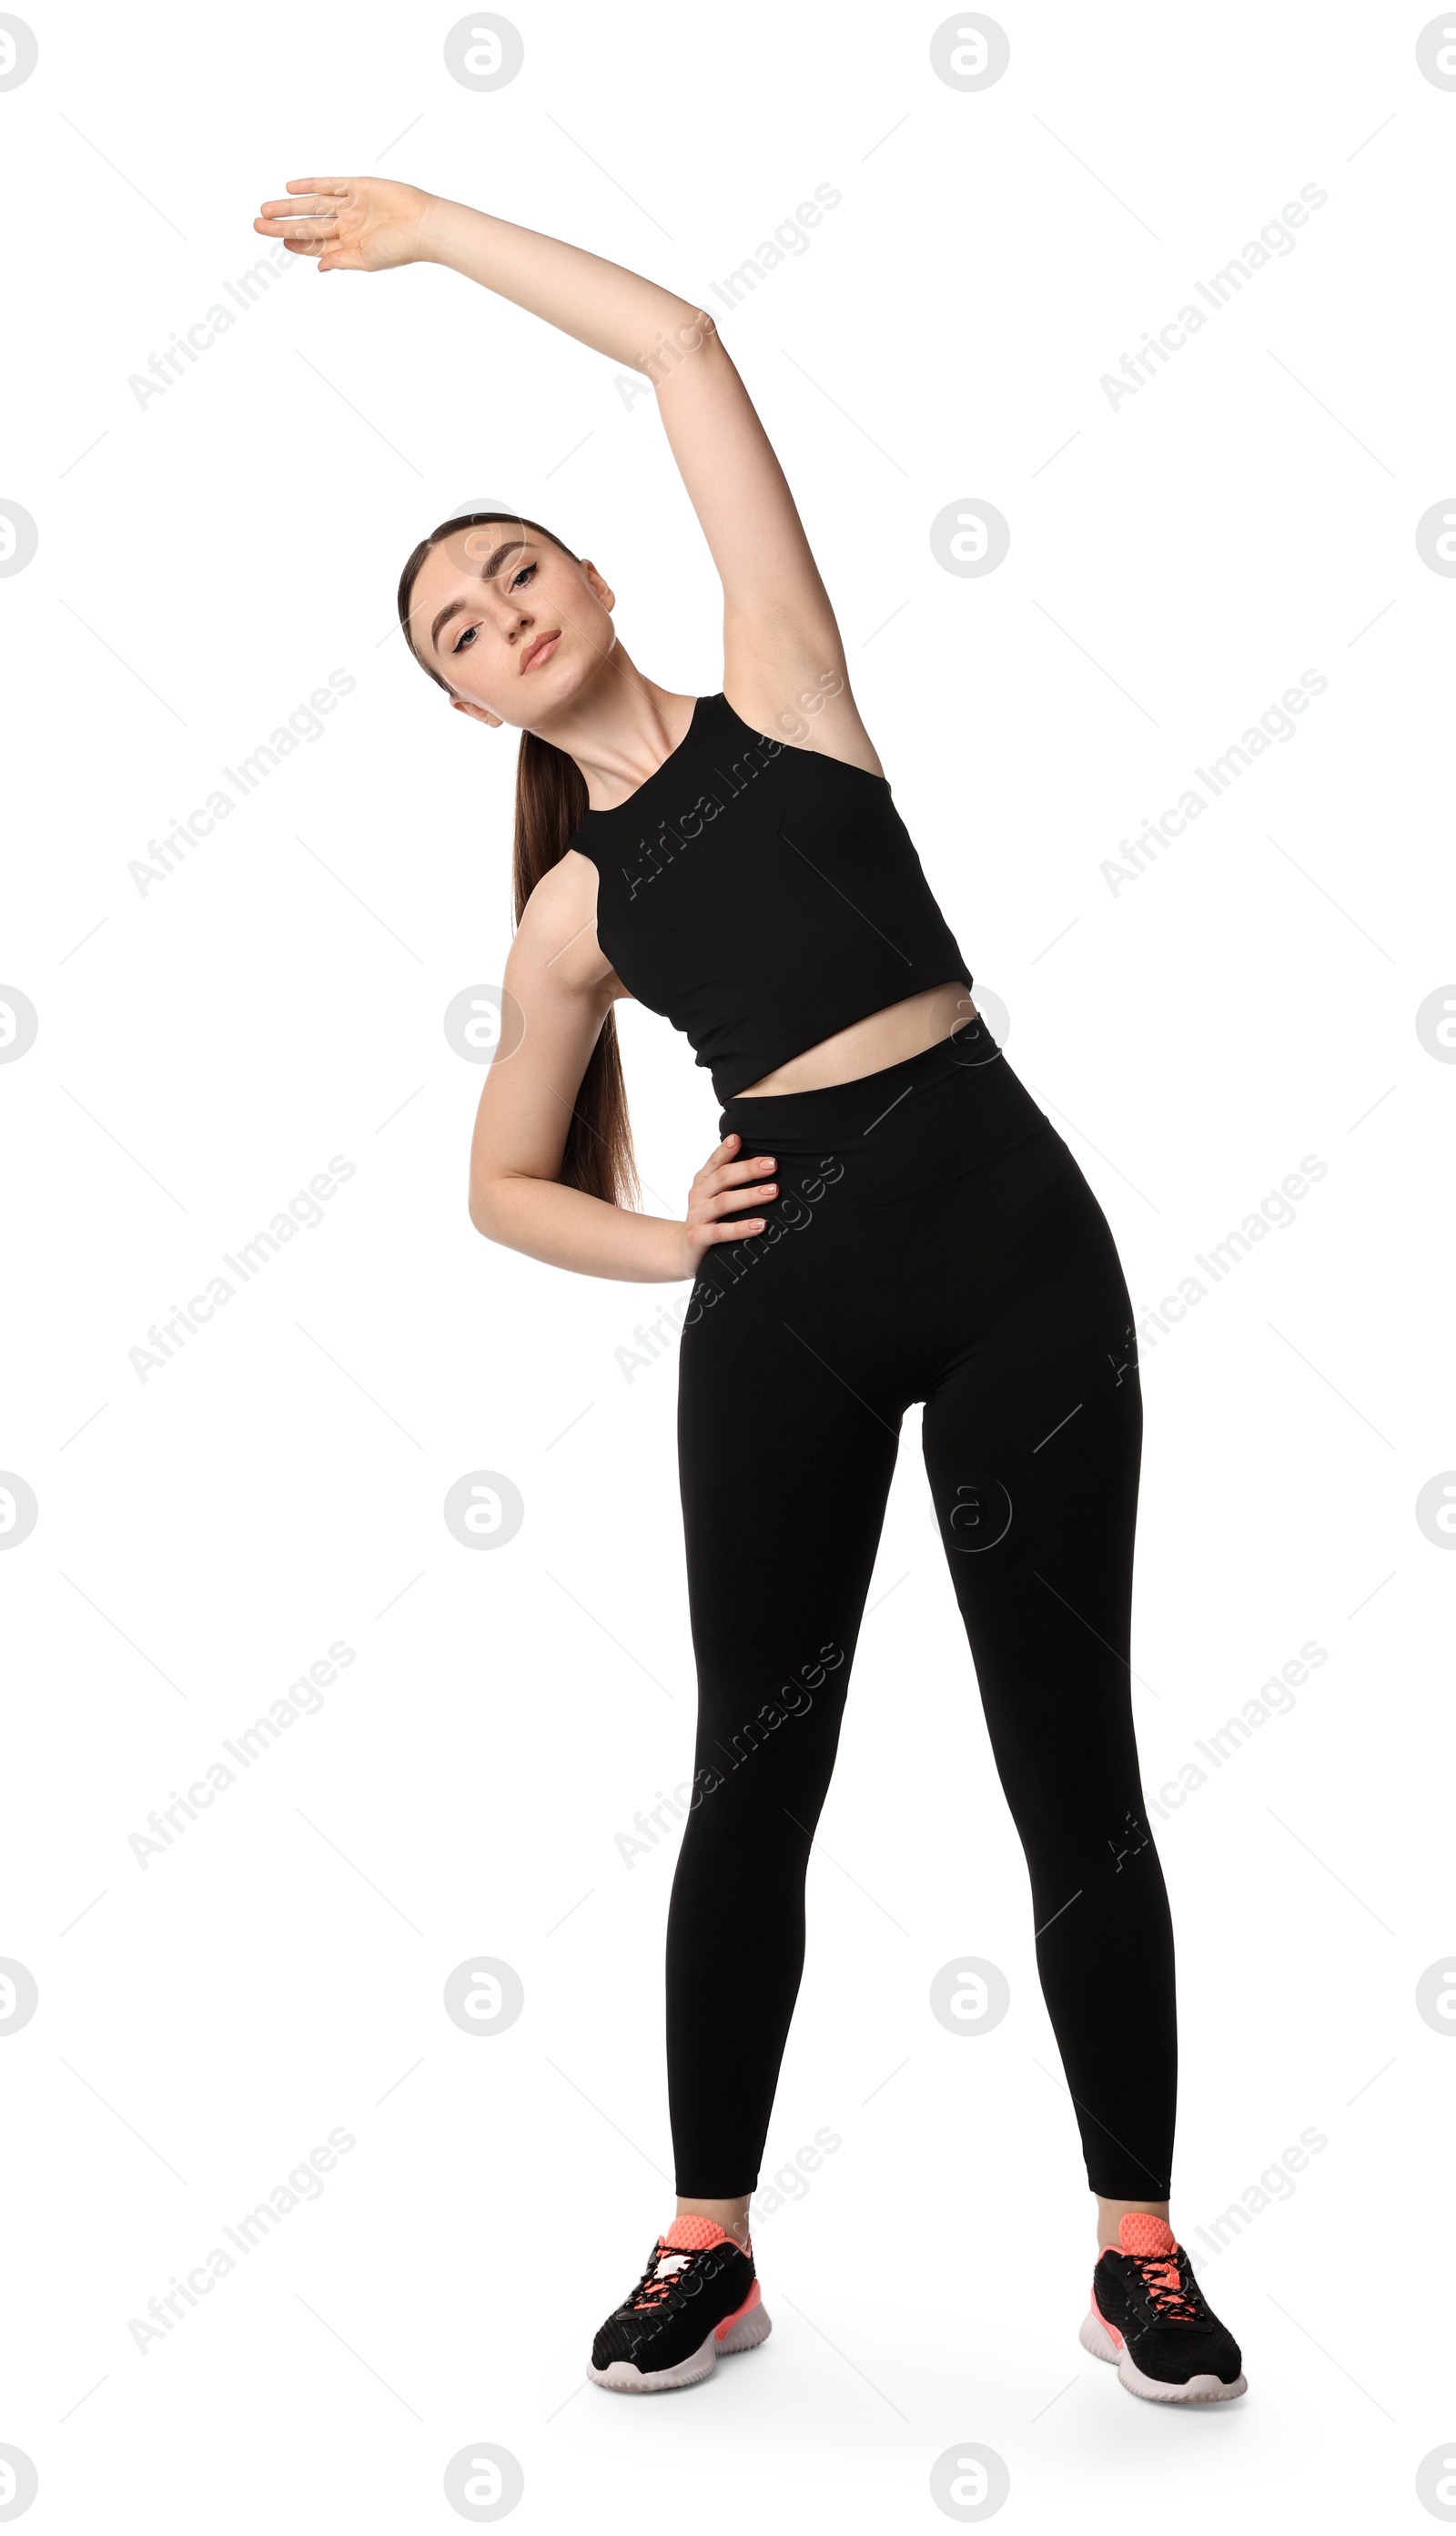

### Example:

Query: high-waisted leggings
xmin=666 ymin=1015 xmax=1176 ymax=2201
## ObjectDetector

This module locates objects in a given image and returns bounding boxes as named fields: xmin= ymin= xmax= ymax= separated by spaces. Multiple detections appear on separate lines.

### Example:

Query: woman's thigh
xmin=675 ymin=1233 xmax=904 ymax=1787
xmin=919 ymin=1137 xmax=1146 ymax=1818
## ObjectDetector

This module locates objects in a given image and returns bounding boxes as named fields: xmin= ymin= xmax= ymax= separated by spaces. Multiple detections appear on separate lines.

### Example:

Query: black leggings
xmin=666 ymin=1017 xmax=1176 ymax=2201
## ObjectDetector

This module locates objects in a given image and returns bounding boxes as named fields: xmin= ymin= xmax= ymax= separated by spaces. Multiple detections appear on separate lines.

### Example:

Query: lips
xmin=520 ymin=631 xmax=561 ymax=675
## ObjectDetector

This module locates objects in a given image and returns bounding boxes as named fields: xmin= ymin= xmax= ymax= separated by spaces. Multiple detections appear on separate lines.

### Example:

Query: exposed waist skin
xmin=734 ymin=979 xmax=976 ymax=1097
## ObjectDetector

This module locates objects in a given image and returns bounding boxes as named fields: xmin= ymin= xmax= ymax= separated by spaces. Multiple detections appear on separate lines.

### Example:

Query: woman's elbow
xmin=469 ymin=1168 xmax=549 ymax=1243
xmin=468 ymin=1169 xmax=507 ymax=1239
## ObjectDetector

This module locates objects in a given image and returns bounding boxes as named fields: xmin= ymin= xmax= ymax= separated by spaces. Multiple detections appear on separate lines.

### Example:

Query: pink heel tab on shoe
xmin=662 ymin=2214 xmax=747 ymax=2254
xmin=1112 ymin=2214 xmax=1177 ymax=2257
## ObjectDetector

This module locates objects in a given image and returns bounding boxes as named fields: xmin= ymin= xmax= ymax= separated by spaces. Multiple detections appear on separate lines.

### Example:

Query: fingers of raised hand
xmin=256 ymin=198 xmax=341 ymax=241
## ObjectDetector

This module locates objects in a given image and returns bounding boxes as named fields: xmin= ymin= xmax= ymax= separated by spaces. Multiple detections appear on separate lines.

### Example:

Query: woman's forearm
xmin=473 ymin=1172 xmax=691 ymax=1282
xmin=417 ymin=194 xmax=706 ymax=374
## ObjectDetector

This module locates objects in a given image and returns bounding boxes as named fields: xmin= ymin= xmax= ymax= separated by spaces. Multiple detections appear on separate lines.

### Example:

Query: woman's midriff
xmin=734 ymin=979 xmax=976 ymax=1098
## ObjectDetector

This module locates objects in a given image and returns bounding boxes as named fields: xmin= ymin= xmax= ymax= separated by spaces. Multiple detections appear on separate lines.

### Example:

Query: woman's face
xmin=406 ymin=523 xmax=616 ymax=728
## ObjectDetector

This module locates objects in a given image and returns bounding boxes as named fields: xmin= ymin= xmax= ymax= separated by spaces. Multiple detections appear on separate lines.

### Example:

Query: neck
xmin=541 ymin=660 xmax=698 ymax=809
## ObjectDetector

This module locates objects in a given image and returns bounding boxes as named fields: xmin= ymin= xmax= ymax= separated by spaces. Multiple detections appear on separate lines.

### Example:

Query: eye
xmin=450 ymin=558 xmax=537 ymax=654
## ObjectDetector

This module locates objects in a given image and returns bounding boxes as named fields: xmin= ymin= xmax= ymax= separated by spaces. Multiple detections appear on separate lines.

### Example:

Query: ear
xmin=580 ymin=560 xmax=615 ymax=613
xmin=450 ymin=696 xmax=505 ymax=728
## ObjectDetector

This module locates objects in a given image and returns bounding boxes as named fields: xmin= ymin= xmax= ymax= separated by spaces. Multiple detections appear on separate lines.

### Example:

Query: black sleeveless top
xmin=570 ymin=692 xmax=972 ymax=1101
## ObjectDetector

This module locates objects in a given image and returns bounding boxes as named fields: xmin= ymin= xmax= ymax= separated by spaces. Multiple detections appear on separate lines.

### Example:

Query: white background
xmin=3 ymin=3 xmax=1453 ymax=2529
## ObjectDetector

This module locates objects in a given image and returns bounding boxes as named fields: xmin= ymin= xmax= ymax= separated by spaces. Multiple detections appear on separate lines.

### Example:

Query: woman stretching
xmin=255 ymin=173 xmax=1248 ymax=2407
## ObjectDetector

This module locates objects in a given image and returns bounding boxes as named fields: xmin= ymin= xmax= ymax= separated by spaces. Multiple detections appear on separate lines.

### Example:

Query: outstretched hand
xmin=253 ymin=176 xmax=435 ymax=273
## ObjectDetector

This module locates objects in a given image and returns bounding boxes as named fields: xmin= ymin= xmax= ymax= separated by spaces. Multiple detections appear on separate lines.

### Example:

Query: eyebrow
xmin=429 ymin=539 xmax=530 ymax=653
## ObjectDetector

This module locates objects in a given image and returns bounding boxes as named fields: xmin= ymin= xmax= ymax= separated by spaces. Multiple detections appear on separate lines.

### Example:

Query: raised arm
xmin=254 ymin=178 xmax=878 ymax=766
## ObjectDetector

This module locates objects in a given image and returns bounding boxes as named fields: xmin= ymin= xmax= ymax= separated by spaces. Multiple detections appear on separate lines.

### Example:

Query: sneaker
xmin=587 ymin=2214 xmax=772 ymax=2393
xmin=1080 ymin=2213 xmax=1247 ymax=2403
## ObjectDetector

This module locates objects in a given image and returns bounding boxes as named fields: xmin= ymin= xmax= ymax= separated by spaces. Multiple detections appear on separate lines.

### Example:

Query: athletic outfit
xmin=572 ymin=692 xmax=1243 ymax=2399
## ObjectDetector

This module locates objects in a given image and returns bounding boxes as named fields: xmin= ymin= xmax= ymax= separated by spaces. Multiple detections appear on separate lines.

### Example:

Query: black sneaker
xmin=587 ymin=2216 xmax=772 ymax=2393
xmin=1081 ymin=2213 xmax=1247 ymax=2402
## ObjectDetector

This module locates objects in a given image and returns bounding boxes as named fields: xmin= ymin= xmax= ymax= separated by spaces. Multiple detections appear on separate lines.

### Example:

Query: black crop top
xmin=570 ymin=692 xmax=972 ymax=1101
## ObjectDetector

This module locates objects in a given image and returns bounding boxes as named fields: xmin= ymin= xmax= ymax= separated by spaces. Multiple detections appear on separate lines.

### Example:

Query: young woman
xmin=255 ymin=174 xmax=1248 ymax=2407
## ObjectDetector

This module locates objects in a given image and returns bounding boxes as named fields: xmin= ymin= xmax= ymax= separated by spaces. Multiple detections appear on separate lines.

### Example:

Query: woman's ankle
xmin=1095 ymin=2194 xmax=1170 ymax=2249
xmin=676 ymin=2195 xmax=752 ymax=2247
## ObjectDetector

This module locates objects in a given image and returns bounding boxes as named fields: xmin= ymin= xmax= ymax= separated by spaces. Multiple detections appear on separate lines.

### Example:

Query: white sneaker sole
xmin=1080 ymin=2307 xmax=1248 ymax=2403
xmin=588 ymin=2296 xmax=773 ymax=2393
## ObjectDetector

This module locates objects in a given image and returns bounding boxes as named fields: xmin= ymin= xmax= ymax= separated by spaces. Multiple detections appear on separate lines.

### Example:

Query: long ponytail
xmin=397 ymin=509 xmax=638 ymax=1209
xmin=512 ymin=721 xmax=637 ymax=1207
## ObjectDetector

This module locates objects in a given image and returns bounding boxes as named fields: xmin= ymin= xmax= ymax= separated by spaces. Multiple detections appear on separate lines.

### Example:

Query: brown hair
xmin=396 ymin=509 xmax=637 ymax=1208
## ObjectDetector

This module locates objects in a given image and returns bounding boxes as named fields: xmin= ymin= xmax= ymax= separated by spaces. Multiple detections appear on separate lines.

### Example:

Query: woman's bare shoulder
xmin=514 ymin=847 xmax=620 ymax=992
